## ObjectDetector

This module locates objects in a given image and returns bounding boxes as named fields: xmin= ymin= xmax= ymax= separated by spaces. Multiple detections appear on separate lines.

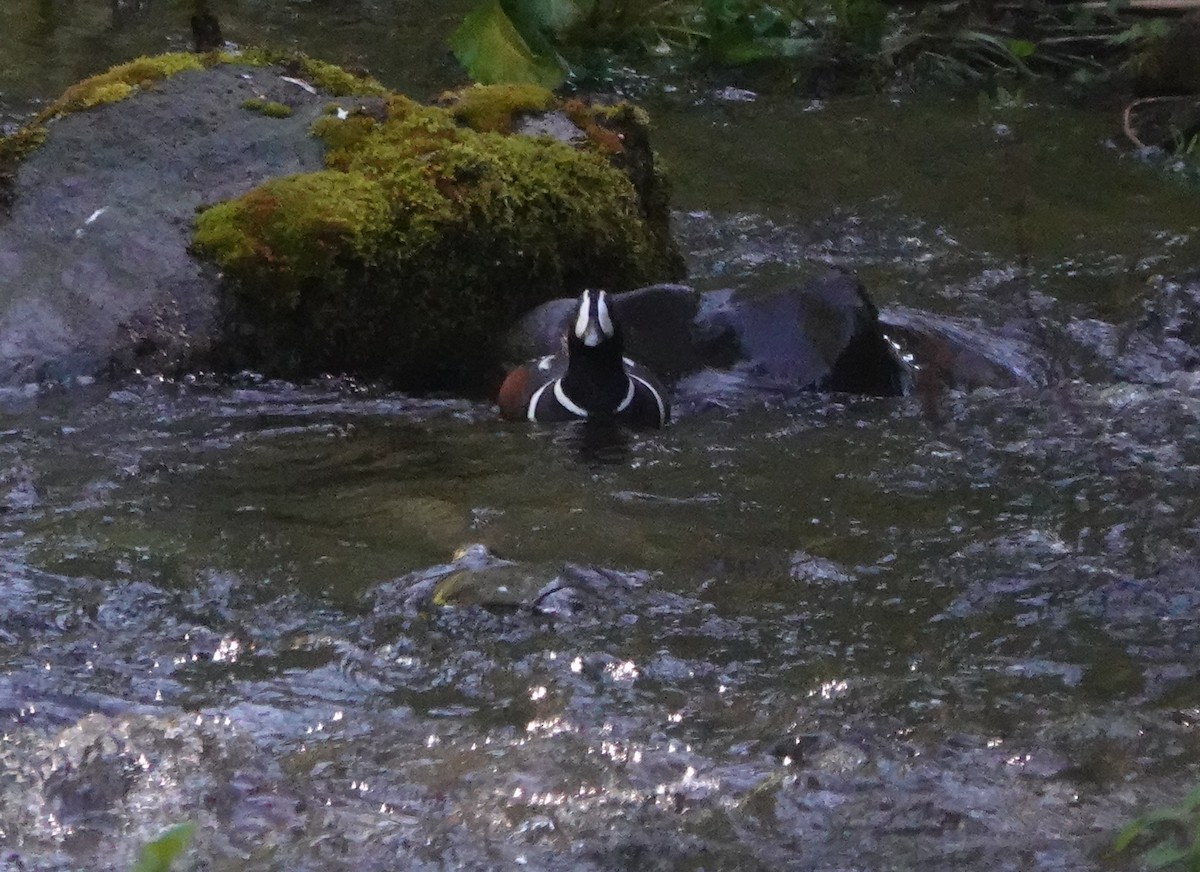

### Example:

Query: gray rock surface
xmin=505 ymin=271 xmax=906 ymax=397
xmin=0 ymin=65 xmax=335 ymax=385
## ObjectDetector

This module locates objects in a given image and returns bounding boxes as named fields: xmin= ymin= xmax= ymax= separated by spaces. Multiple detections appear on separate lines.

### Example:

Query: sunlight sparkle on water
xmin=605 ymin=660 xmax=639 ymax=682
xmin=210 ymin=637 xmax=241 ymax=662
xmin=526 ymin=716 xmax=574 ymax=737
xmin=810 ymin=679 xmax=849 ymax=700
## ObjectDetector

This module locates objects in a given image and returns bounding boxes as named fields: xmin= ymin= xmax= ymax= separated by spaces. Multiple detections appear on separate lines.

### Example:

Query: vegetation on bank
xmin=452 ymin=0 xmax=1200 ymax=90
xmin=452 ymin=0 xmax=1200 ymax=157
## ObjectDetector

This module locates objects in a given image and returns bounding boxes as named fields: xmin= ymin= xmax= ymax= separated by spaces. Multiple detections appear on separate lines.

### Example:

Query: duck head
xmin=561 ymin=289 xmax=629 ymax=414
xmin=568 ymin=289 xmax=621 ymax=356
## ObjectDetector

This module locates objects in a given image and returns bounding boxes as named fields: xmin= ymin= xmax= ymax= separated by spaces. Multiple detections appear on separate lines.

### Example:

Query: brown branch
xmin=1123 ymin=100 xmax=1149 ymax=149
xmin=1122 ymin=95 xmax=1196 ymax=149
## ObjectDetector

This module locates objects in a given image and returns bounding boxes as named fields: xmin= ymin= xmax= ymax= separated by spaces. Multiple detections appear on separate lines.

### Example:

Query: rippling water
xmin=4 ymin=369 xmax=1200 ymax=869
xmin=4 ymin=2 xmax=1200 ymax=869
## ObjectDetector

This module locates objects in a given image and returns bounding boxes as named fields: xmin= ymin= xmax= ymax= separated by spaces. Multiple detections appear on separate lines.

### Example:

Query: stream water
xmin=3 ymin=2 xmax=1200 ymax=870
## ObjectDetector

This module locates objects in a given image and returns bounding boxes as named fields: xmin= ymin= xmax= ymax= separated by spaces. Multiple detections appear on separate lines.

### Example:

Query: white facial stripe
xmin=596 ymin=291 xmax=614 ymax=337
xmin=629 ymin=373 xmax=667 ymax=426
xmin=553 ymin=380 xmax=589 ymax=418
xmin=615 ymin=377 xmax=635 ymax=412
xmin=526 ymin=381 xmax=553 ymax=422
xmin=574 ymin=290 xmax=591 ymax=340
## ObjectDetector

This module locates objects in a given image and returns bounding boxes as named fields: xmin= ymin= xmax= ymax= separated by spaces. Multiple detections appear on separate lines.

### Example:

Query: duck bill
xmin=573 ymin=289 xmax=613 ymax=348
xmin=581 ymin=321 xmax=603 ymax=347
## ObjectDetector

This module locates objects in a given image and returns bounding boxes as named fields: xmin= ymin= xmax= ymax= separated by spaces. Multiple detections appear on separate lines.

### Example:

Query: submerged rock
xmin=1068 ymin=273 xmax=1200 ymax=386
xmin=504 ymin=270 xmax=907 ymax=398
xmin=370 ymin=543 xmax=647 ymax=618
xmin=879 ymin=306 xmax=1049 ymax=391
xmin=0 ymin=54 xmax=682 ymax=390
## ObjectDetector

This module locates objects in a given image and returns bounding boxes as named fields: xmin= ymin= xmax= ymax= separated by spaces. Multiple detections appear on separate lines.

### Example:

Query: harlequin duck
xmin=498 ymin=289 xmax=670 ymax=427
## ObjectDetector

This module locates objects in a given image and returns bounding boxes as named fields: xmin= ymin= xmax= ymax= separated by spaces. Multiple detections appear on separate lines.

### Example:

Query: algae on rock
xmin=194 ymin=83 xmax=683 ymax=389
xmin=0 ymin=53 xmax=682 ymax=390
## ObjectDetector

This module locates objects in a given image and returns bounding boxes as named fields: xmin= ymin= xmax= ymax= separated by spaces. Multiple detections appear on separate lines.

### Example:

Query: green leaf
xmin=1007 ymin=39 xmax=1036 ymax=59
xmin=1180 ymin=785 xmax=1200 ymax=811
xmin=451 ymin=0 xmax=567 ymax=88
xmin=132 ymin=823 xmax=195 ymax=872
xmin=1137 ymin=807 xmax=1196 ymax=828
xmin=504 ymin=0 xmax=590 ymax=36
xmin=840 ymin=0 xmax=887 ymax=51
xmin=1145 ymin=841 xmax=1195 ymax=869
xmin=706 ymin=20 xmax=769 ymax=66
xmin=1111 ymin=817 xmax=1145 ymax=853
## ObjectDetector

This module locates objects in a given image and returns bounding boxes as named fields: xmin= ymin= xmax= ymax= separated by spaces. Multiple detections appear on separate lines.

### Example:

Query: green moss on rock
xmin=40 ymin=53 xmax=205 ymax=123
xmin=193 ymin=170 xmax=391 ymax=300
xmin=1 ymin=50 xmax=681 ymax=390
xmin=241 ymin=98 xmax=293 ymax=118
xmin=441 ymin=83 xmax=557 ymax=133
xmin=225 ymin=48 xmax=389 ymax=97
xmin=0 ymin=49 xmax=386 ymax=172
xmin=0 ymin=125 xmax=47 ymax=170
xmin=195 ymin=90 xmax=682 ymax=388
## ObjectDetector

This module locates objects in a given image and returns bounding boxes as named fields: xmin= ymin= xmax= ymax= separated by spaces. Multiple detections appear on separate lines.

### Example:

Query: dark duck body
xmin=499 ymin=290 xmax=670 ymax=428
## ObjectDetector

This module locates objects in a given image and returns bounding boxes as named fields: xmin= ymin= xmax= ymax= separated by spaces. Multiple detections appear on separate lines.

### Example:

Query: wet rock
xmin=0 ymin=58 xmax=681 ymax=390
xmin=504 ymin=270 xmax=906 ymax=398
xmin=1133 ymin=12 xmax=1200 ymax=97
xmin=879 ymin=306 xmax=1048 ymax=391
xmin=0 ymin=460 xmax=39 ymax=511
xmin=369 ymin=543 xmax=647 ymax=617
xmin=1068 ymin=274 xmax=1200 ymax=385
xmin=1123 ymin=95 xmax=1200 ymax=151
xmin=0 ymin=61 xmax=326 ymax=387
xmin=788 ymin=550 xmax=854 ymax=586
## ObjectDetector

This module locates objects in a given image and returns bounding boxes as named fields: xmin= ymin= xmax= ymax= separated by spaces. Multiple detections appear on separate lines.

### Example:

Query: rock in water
xmin=504 ymin=270 xmax=907 ymax=398
xmin=0 ymin=57 xmax=682 ymax=390
xmin=0 ymin=59 xmax=332 ymax=385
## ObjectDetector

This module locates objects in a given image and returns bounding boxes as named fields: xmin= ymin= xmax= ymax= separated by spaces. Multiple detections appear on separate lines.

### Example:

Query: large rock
xmin=504 ymin=270 xmax=906 ymax=397
xmin=0 ymin=54 xmax=683 ymax=389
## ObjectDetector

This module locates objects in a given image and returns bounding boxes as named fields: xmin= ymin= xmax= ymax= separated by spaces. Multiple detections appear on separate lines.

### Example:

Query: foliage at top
xmin=449 ymin=0 xmax=1193 ymax=93
xmin=451 ymin=0 xmax=889 ymax=88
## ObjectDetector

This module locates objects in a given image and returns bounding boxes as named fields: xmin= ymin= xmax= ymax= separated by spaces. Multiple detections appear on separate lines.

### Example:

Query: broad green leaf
xmin=451 ymin=0 xmax=566 ymax=88
xmin=765 ymin=36 xmax=818 ymax=60
xmin=504 ymin=0 xmax=591 ymax=36
xmin=1007 ymin=39 xmax=1036 ymax=59
xmin=1111 ymin=817 xmax=1145 ymax=853
xmin=841 ymin=0 xmax=887 ymax=51
xmin=1144 ymin=841 xmax=1195 ymax=869
xmin=1146 ymin=19 xmax=1172 ymax=40
xmin=1137 ymin=806 xmax=1196 ymax=828
xmin=1181 ymin=784 xmax=1200 ymax=811
xmin=707 ymin=27 xmax=769 ymax=65
xmin=132 ymin=823 xmax=195 ymax=872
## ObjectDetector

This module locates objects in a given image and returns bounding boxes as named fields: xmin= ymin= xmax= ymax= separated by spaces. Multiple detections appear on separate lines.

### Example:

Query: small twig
xmin=1121 ymin=95 xmax=1195 ymax=149
xmin=1124 ymin=98 xmax=1151 ymax=149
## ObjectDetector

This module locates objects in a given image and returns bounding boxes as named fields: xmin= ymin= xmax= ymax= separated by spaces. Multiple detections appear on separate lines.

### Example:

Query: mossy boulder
xmin=0 ymin=55 xmax=681 ymax=389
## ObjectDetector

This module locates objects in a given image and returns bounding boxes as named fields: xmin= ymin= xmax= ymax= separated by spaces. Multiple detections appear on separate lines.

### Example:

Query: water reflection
xmin=551 ymin=420 xmax=632 ymax=467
